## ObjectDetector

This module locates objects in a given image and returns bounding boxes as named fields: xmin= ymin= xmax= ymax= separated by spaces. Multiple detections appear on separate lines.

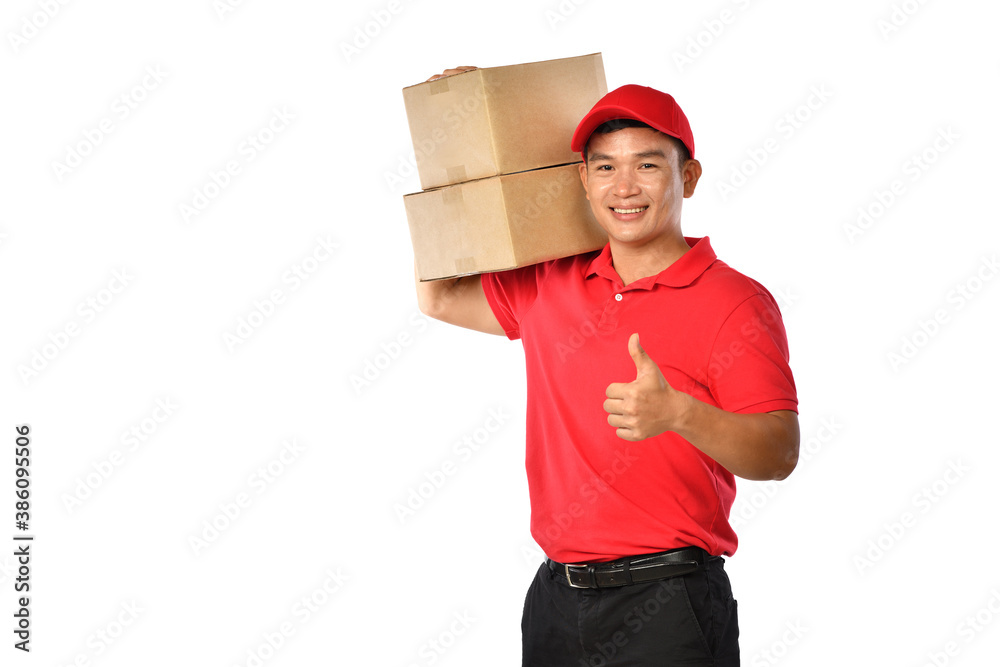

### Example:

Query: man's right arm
xmin=412 ymin=65 xmax=505 ymax=337
xmin=415 ymin=268 xmax=505 ymax=336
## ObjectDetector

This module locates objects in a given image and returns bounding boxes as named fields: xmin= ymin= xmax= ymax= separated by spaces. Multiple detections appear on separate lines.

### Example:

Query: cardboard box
xmin=402 ymin=54 xmax=607 ymax=190
xmin=405 ymin=163 xmax=607 ymax=281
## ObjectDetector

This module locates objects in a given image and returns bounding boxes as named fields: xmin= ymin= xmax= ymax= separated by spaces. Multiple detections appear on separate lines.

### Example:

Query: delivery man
xmin=415 ymin=71 xmax=799 ymax=667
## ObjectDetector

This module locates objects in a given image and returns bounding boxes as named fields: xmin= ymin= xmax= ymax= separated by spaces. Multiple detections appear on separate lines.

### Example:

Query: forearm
xmin=414 ymin=265 xmax=504 ymax=335
xmin=415 ymin=268 xmax=462 ymax=320
xmin=672 ymin=397 xmax=799 ymax=481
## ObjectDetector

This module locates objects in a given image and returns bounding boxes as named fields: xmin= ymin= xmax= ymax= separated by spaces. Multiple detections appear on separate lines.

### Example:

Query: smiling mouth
xmin=611 ymin=206 xmax=648 ymax=214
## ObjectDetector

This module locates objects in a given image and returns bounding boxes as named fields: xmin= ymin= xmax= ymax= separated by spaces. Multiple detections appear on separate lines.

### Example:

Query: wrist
xmin=669 ymin=389 xmax=701 ymax=439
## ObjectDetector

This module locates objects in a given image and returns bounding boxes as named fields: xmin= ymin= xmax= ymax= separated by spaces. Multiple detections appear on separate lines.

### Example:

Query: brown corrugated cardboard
xmin=405 ymin=163 xmax=607 ymax=281
xmin=402 ymin=54 xmax=607 ymax=190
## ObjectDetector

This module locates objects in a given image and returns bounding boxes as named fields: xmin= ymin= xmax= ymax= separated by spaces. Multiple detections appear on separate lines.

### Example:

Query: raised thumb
xmin=628 ymin=333 xmax=652 ymax=376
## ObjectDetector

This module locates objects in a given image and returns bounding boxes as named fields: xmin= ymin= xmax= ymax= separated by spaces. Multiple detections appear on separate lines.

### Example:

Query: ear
xmin=578 ymin=161 xmax=590 ymax=201
xmin=682 ymin=158 xmax=702 ymax=198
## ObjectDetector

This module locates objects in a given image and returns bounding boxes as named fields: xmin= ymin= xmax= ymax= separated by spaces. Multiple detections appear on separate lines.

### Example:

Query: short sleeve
xmin=480 ymin=266 xmax=541 ymax=341
xmin=706 ymin=293 xmax=798 ymax=414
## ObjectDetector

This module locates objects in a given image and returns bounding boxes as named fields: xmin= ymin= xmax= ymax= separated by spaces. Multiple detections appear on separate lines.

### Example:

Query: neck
xmin=609 ymin=234 xmax=691 ymax=285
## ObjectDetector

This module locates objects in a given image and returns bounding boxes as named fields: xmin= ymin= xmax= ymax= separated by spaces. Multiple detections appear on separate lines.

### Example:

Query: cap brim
xmin=571 ymin=106 xmax=688 ymax=155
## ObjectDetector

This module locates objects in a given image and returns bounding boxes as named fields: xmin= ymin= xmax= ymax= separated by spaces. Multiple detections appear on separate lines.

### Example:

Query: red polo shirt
xmin=481 ymin=237 xmax=797 ymax=563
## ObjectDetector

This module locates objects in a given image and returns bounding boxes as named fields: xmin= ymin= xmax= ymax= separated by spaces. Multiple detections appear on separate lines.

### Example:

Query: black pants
xmin=522 ymin=556 xmax=739 ymax=666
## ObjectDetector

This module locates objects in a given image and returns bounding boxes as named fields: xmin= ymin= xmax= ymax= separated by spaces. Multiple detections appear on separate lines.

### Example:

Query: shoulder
xmin=696 ymin=259 xmax=780 ymax=311
xmin=488 ymin=248 xmax=601 ymax=287
xmin=541 ymin=249 xmax=601 ymax=280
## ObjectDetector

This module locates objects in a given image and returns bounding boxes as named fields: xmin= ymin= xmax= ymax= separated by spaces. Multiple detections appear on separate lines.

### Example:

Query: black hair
xmin=584 ymin=119 xmax=690 ymax=168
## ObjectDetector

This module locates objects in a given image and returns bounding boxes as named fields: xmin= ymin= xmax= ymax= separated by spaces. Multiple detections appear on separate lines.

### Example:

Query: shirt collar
xmin=584 ymin=236 xmax=718 ymax=289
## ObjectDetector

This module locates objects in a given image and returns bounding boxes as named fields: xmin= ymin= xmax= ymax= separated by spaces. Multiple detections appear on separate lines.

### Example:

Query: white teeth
xmin=613 ymin=207 xmax=647 ymax=214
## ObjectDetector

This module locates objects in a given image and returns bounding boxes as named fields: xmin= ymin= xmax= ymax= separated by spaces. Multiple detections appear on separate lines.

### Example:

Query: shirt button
xmin=614 ymin=294 xmax=623 ymax=301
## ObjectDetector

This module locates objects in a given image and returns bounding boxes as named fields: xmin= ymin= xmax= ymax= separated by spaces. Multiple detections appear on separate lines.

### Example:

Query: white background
xmin=2 ymin=0 xmax=999 ymax=665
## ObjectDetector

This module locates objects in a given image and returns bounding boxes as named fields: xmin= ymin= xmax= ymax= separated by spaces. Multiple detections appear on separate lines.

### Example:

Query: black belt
xmin=546 ymin=547 xmax=716 ymax=589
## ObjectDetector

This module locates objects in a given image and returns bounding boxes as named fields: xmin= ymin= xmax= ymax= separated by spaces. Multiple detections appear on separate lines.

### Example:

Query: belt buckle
xmin=564 ymin=563 xmax=594 ymax=589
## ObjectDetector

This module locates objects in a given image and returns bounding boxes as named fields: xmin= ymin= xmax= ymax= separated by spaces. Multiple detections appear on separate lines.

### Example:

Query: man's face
xmin=579 ymin=127 xmax=701 ymax=249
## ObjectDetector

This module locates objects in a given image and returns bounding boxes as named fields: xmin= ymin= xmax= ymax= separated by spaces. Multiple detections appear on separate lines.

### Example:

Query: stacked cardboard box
xmin=402 ymin=54 xmax=609 ymax=281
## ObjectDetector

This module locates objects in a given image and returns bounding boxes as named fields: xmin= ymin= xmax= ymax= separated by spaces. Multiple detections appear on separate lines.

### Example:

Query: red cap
xmin=571 ymin=84 xmax=695 ymax=159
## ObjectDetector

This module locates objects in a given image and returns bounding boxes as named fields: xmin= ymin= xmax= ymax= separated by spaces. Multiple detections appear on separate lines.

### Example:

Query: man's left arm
xmin=604 ymin=333 xmax=799 ymax=481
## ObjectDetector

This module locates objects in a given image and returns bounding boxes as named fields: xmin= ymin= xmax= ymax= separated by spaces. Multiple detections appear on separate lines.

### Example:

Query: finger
xmin=607 ymin=414 xmax=629 ymax=429
xmin=605 ymin=381 xmax=629 ymax=399
xmin=604 ymin=398 xmax=624 ymax=416
xmin=426 ymin=66 xmax=478 ymax=82
xmin=615 ymin=427 xmax=639 ymax=442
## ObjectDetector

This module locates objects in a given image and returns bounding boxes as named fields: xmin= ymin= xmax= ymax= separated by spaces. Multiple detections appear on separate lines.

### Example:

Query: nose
xmin=613 ymin=169 xmax=640 ymax=198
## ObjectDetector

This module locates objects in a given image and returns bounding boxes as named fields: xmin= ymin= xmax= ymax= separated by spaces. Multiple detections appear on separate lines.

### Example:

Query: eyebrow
xmin=587 ymin=149 xmax=668 ymax=162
